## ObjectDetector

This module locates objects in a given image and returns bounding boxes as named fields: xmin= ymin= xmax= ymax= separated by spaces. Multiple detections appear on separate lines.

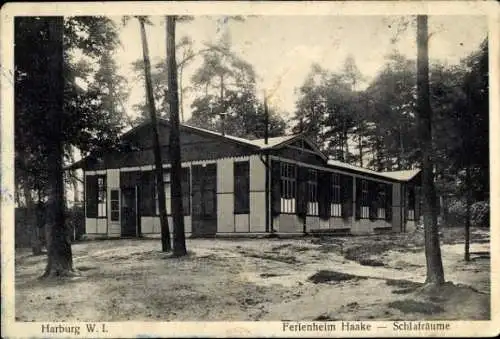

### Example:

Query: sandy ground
xmin=15 ymin=228 xmax=490 ymax=321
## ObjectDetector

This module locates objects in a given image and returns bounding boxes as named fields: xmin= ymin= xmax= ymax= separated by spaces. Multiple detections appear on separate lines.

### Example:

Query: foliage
xmin=444 ymin=198 xmax=489 ymax=229
xmin=66 ymin=205 xmax=85 ymax=241
xmin=291 ymin=63 xmax=356 ymax=160
xmin=131 ymin=36 xmax=195 ymax=124
xmin=364 ymin=52 xmax=419 ymax=170
xmin=470 ymin=201 xmax=489 ymax=228
xmin=15 ymin=16 xmax=127 ymax=204
xmin=187 ymin=34 xmax=285 ymax=139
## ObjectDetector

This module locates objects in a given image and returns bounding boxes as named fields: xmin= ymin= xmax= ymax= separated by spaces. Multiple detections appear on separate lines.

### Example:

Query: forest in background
xmin=15 ymin=16 xmax=489 ymax=229
xmin=13 ymin=15 xmax=489 ymax=278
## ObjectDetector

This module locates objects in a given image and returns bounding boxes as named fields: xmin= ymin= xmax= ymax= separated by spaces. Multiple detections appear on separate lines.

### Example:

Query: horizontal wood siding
xmin=83 ymin=125 xmax=257 ymax=171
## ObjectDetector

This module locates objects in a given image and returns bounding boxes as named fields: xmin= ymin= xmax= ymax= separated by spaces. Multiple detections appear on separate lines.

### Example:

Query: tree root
xmin=39 ymin=268 xmax=81 ymax=280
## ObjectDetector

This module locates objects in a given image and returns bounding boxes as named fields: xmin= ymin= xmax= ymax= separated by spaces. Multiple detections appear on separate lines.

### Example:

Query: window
xmin=377 ymin=184 xmax=386 ymax=219
xmin=361 ymin=179 xmax=370 ymax=218
xmin=234 ymin=161 xmax=250 ymax=214
xmin=307 ymin=169 xmax=318 ymax=215
xmin=280 ymin=162 xmax=296 ymax=213
xmin=181 ymin=167 xmax=191 ymax=216
xmin=97 ymin=176 xmax=106 ymax=217
xmin=110 ymin=190 xmax=119 ymax=221
xmin=331 ymin=173 xmax=342 ymax=217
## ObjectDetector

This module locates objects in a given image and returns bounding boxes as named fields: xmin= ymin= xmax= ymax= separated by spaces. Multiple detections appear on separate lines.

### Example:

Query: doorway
xmin=121 ymin=186 xmax=141 ymax=237
xmin=191 ymin=164 xmax=217 ymax=237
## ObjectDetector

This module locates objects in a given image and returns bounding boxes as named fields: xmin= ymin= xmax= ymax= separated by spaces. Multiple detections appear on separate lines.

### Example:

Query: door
xmin=121 ymin=187 xmax=139 ymax=237
xmin=192 ymin=164 xmax=217 ymax=237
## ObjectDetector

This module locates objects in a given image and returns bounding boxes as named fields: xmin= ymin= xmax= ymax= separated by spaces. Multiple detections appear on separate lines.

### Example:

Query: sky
xmin=112 ymin=15 xmax=488 ymax=123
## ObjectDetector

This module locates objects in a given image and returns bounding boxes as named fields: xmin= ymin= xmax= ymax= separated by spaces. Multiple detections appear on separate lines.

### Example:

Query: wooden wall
xmin=84 ymin=124 xmax=258 ymax=171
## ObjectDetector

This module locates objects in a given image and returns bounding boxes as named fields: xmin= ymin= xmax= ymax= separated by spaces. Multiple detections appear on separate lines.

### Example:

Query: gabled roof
xmin=327 ymin=159 xmax=420 ymax=182
xmin=120 ymin=118 xmax=302 ymax=150
xmin=66 ymin=119 xmax=314 ymax=170
xmin=180 ymin=123 xmax=299 ymax=150
xmin=68 ymin=118 xmax=418 ymax=182
xmin=180 ymin=123 xmax=327 ymax=160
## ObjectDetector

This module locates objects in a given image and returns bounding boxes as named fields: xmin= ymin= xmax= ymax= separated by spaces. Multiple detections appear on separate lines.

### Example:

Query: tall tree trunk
xmin=399 ymin=125 xmax=405 ymax=170
xmin=358 ymin=134 xmax=363 ymax=167
xmin=138 ymin=17 xmax=171 ymax=252
xmin=42 ymin=17 xmax=74 ymax=277
xmin=464 ymin=165 xmax=472 ymax=261
xmin=463 ymin=74 xmax=473 ymax=262
xmin=167 ymin=16 xmax=187 ymax=257
xmin=344 ymin=130 xmax=349 ymax=163
xmin=337 ymin=133 xmax=344 ymax=162
xmin=68 ymin=151 xmax=80 ymax=204
xmin=179 ymin=66 xmax=184 ymax=122
xmin=417 ymin=15 xmax=445 ymax=285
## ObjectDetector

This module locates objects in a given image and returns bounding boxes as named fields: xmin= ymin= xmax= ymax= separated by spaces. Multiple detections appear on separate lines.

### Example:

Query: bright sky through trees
xmin=111 ymin=15 xmax=487 ymax=121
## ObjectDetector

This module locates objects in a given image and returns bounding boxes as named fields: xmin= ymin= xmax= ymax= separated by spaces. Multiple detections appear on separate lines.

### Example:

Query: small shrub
xmin=66 ymin=205 xmax=85 ymax=241
xmin=446 ymin=198 xmax=466 ymax=227
xmin=445 ymin=198 xmax=490 ymax=228
xmin=471 ymin=201 xmax=489 ymax=228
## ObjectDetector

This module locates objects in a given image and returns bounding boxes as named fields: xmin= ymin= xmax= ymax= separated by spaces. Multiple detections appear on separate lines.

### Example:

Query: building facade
xmin=71 ymin=119 xmax=421 ymax=238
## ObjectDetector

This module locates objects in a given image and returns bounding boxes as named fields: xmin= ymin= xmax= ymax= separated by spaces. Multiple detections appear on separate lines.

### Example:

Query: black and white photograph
xmin=1 ymin=1 xmax=498 ymax=338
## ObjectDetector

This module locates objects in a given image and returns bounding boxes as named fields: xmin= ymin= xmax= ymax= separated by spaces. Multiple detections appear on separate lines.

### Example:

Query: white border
xmin=2 ymin=1 xmax=499 ymax=338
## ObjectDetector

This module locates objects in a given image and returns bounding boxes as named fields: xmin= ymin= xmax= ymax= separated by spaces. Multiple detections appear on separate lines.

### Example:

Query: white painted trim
xmin=113 ymin=155 xmax=255 ymax=174
xmin=86 ymin=171 xmax=96 ymax=175
xmin=269 ymin=155 xmax=394 ymax=184
xmin=187 ymin=159 xmax=218 ymax=166
xmin=120 ymin=167 xmax=142 ymax=172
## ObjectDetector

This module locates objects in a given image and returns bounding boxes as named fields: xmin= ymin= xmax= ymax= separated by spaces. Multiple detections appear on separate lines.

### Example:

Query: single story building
xmin=69 ymin=119 xmax=422 ymax=238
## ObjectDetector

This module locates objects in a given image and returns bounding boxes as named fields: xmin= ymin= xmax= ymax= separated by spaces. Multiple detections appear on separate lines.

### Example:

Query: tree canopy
xmin=15 ymin=16 xmax=128 ymax=203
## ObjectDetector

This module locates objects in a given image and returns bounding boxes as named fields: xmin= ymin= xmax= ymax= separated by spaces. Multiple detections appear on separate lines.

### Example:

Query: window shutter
xmin=341 ymin=175 xmax=353 ymax=219
xmin=408 ymin=185 xmax=416 ymax=208
xmin=234 ymin=161 xmax=250 ymax=214
xmin=271 ymin=161 xmax=281 ymax=216
xmin=182 ymin=167 xmax=191 ymax=216
xmin=140 ymin=171 xmax=154 ymax=216
xmin=402 ymin=185 xmax=407 ymax=223
xmin=369 ymin=181 xmax=378 ymax=221
xmin=85 ymin=175 xmax=98 ymax=218
xmin=318 ymin=171 xmax=331 ymax=220
xmin=385 ymin=183 xmax=393 ymax=222
xmin=296 ymin=166 xmax=308 ymax=219
xmin=355 ymin=178 xmax=361 ymax=220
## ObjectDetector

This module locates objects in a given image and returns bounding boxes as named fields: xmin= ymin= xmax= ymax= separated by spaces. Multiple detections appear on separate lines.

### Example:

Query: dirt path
xmin=15 ymin=231 xmax=490 ymax=321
